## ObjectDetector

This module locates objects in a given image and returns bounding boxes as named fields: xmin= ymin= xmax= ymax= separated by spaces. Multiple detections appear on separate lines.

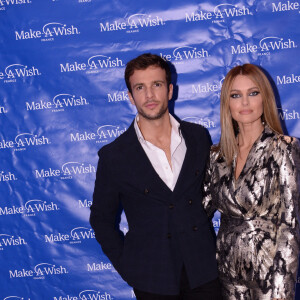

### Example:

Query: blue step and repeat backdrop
xmin=0 ymin=0 xmax=300 ymax=299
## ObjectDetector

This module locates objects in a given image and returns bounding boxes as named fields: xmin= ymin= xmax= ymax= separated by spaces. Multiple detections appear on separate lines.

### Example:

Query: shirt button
xmin=195 ymin=169 xmax=200 ymax=176
xmin=193 ymin=226 xmax=198 ymax=231
xmin=167 ymin=233 xmax=172 ymax=239
xmin=144 ymin=188 xmax=149 ymax=194
xmin=169 ymin=204 xmax=174 ymax=209
xmin=188 ymin=199 xmax=193 ymax=205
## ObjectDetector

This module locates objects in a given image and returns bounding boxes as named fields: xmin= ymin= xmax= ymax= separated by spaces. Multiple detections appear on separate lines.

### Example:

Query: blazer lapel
xmin=173 ymin=123 xmax=201 ymax=195
xmin=124 ymin=122 xmax=173 ymax=197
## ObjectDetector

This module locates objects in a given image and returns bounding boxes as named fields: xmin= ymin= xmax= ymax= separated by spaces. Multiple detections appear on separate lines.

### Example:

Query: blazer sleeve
xmin=272 ymin=137 xmax=300 ymax=299
xmin=202 ymin=149 xmax=216 ymax=218
xmin=89 ymin=147 xmax=124 ymax=273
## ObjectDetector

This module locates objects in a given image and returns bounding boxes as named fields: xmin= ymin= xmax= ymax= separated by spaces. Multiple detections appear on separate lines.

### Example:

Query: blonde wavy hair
xmin=215 ymin=64 xmax=283 ymax=165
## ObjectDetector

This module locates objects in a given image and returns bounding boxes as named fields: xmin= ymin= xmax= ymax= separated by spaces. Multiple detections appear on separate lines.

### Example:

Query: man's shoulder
xmin=180 ymin=120 xmax=210 ymax=138
xmin=180 ymin=120 xmax=205 ymax=130
xmin=98 ymin=124 xmax=134 ymax=156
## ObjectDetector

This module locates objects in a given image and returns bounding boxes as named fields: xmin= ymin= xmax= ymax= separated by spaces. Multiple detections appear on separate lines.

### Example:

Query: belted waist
xmin=221 ymin=215 xmax=276 ymax=232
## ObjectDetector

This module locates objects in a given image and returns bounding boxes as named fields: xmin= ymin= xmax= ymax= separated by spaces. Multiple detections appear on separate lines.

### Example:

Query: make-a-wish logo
xmin=9 ymin=262 xmax=68 ymax=280
xmin=0 ymin=170 xmax=17 ymax=182
xmin=0 ymin=200 xmax=60 ymax=217
xmin=231 ymin=36 xmax=297 ymax=56
xmin=0 ymin=104 xmax=8 ymax=114
xmin=182 ymin=116 xmax=216 ymax=129
xmin=107 ymin=90 xmax=129 ymax=103
xmin=15 ymin=22 xmax=80 ymax=42
xmin=186 ymin=3 xmax=252 ymax=23
xmin=192 ymin=78 xmax=224 ymax=94
xmin=45 ymin=227 xmax=95 ymax=244
xmin=54 ymin=290 xmax=113 ymax=300
xmin=3 ymin=296 xmax=31 ymax=300
xmin=272 ymin=1 xmax=300 ymax=13
xmin=26 ymin=93 xmax=89 ymax=112
xmin=100 ymin=13 xmax=165 ymax=34
xmin=278 ymin=108 xmax=300 ymax=121
xmin=87 ymin=262 xmax=114 ymax=272
xmin=34 ymin=162 xmax=96 ymax=180
xmin=0 ymin=0 xmax=32 ymax=11
xmin=0 ymin=63 xmax=41 ymax=84
xmin=159 ymin=46 xmax=209 ymax=63
xmin=78 ymin=199 xmax=92 ymax=209
xmin=70 ymin=125 xmax=127 ymax=143
xmin=0 ymin=234 xmax=27 ymax=250
xmin=0 ymin=133 xmax=50 ymax=151
xmin=277 ymin=73 xmax=300 ymax=85
xmin=60 ymin=54 xmax=124 ymax=74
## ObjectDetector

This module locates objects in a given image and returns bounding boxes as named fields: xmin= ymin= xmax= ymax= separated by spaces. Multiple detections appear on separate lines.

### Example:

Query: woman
xmin=203 ymin=64 xmax=300 ymax=300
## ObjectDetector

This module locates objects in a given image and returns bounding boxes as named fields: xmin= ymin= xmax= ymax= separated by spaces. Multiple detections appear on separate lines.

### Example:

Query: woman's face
xmin=229 ymin=75 xmax=263 ymax=127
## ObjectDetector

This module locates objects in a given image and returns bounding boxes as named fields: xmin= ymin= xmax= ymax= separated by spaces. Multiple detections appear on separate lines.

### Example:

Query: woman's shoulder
xmin=275 ymin=133 xmax=300 ymax=151
xmin=209 ymin=144 xmax=225 ymax=163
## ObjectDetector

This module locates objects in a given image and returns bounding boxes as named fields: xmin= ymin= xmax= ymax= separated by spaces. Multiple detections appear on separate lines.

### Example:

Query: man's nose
xmin=145 ymin=87 xmax=154 ymax=99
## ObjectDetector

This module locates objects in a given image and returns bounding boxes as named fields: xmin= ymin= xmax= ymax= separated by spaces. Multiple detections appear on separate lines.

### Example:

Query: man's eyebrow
xmin=132 ymin=82 xmax=144 ymax=89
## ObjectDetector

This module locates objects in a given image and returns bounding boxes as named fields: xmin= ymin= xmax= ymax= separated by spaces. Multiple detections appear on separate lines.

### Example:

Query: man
xmin=90 ymin=53 xmax=221 ymax=299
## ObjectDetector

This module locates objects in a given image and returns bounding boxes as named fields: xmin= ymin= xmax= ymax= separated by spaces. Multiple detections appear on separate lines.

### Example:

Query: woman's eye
xmin=230 ymin=93 xmax=240 ymax=99
xmin=249 ymin=91 xmax=260 ymax=96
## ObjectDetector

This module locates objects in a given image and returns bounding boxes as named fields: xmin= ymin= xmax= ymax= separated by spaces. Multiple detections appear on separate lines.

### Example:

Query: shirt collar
xmin=134 ymin=114 xmax=181 ymax=144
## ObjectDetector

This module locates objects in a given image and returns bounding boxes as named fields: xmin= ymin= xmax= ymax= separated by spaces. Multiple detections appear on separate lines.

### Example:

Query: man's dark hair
xmin=125 ymin=53 xmax=172 ymax=94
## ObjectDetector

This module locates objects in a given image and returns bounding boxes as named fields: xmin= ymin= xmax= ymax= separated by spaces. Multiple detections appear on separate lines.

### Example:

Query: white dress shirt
xmin=134 ymin=114 xmax=187 ymax=191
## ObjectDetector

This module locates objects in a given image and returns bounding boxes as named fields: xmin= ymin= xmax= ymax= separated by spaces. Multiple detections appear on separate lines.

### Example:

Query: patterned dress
xmin=203 ymin=126 xmax=300 ymax=300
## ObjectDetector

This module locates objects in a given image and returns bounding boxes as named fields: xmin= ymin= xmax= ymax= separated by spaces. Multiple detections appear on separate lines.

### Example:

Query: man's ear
xmin=128 ymin=91 xmax=135 ymax=105
xmin=168 ymin=84 xmax=173 ymax=101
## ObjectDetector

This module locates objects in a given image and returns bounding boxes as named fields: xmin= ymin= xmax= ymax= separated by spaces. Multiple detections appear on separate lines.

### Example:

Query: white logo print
xmin=0 ymin=63 xmax=41 ymax=83
xmin=277 ymin=73 xmax=300 ymax=85
xmin=160 ymin=46 xmax=209 ymax=63
xmin=87 ymin=261 xmax=114 ymax=272
xmin=182 ymin=116 xmax=216 ymax=128
xmin=9 ymin=262 xmax=68 ymax=279
xmin=185 ymin=3 xmax=252 ymax=23
xmin=44 ymin=227 xmax=95 ymax=244
xmin=53 ymin=290 xmax=113 ymax=300
xmin=192 ymin=78 xmax=224 ymax=94
xmin=4 ymin=296 xmax=30 ymax=300
xmin=107 ymin=91 xmax=129 ymax=102
xmin=0 ymin=199 xmax=60 ymax=217
xmin=99 ymin=13 xmax=165 ymax=34
xmin=0 ymin=104 xmax=7 ymax=113
xmin=231 ymin=36 xmax=297 ymax=55
xmin=70 ymin=125 xmax=127 ymax=143
xmin=26 ymin=93 xmax=89 ymax=112
xmin=35 ymin=162 xmax=96 ymax=180
xmin=78 ymin=199 xmax=92 ymax=208
xmin=278 ymin=108 xmax=300 ymax=121
xmin=79 ymin=290 xmax=113 ymax=300
xmin=0 ymin=170 xmax=17 ymax=181
xmin=15 ymin=22 xmax=80 ymax=42
xmin=272 ymin=1 xmax=300 ymax=12
xmin=60 ymin=54 xmax=124 ymax=73
xmin=0 ymin=0 xmax=31 ymax=11
xmin=0 ymin=132 xmax=50 ymax=151
xmin=0 ymin=234 xmax=27 ymax=249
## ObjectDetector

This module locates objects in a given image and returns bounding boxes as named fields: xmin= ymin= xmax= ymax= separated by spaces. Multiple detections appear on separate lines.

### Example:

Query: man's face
xmin=128 ymin=66 xmax=173 ymax=121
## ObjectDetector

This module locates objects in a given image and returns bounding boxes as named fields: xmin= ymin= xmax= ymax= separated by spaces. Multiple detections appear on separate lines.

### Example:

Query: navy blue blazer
xmin=90 ymin=120 xmax=218 ymax=295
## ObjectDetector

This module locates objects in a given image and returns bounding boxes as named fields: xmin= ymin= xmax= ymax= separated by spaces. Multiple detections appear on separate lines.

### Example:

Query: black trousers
xmin=133 ymin=267 xmax=223 ymax=300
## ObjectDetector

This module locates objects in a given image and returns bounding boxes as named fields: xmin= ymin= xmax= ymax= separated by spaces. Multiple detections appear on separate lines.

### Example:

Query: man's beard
xmin=137 ymin=102 xmax=168 ymax=120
